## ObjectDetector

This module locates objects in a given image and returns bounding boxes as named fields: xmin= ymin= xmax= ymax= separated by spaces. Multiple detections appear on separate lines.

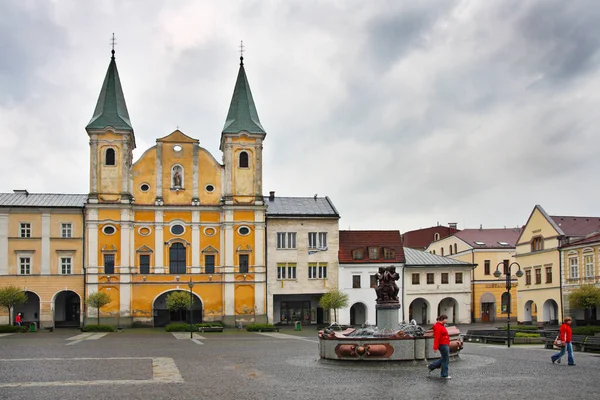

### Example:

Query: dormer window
xmin=433 ymin=233 xmax=440 ymax=241
xmin=105 ymin=148 xmax=116 ymax=166
xmin=368 ymin=247 xmax=379 ymax=259
xmin=352 ymin=249 xmax=364 ymax=260
xmin=239 ymin=151 xmax=249 ymax=168
xmin=383 ymin=248 xmax=395 ymax=260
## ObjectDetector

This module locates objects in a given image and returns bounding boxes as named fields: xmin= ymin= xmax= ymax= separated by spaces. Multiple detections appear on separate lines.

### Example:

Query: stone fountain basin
xmin=318 ymin=326 xmax=462 ymax=361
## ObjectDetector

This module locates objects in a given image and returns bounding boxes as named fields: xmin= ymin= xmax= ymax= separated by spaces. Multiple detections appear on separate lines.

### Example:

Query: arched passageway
xmin=408 ymin=298 xmax=430 ymax=325
xmin=350 ymin=303 xmax=367 ymax=326
xmin=53 ymin=290 xmax=81 ymax=328
xmin=14 ymin=291 xmax=41 ymax=326
xmin=153 ymin=290 xmax=203 ymax=327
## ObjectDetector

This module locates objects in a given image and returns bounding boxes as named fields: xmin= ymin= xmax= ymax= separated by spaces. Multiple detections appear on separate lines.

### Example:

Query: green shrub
xmin=572 ymin=325 xmax=600 ymax=336
xmin=165 ymin=323 xmax=194 ymax=332
xmin=195 ymin=323 xmax=223 ymax=328
xmin=0 ymin=325 xmax=22 ymax=333
xmin=82 ymin=324 xmax=116 ymax=332
xmin=500 ymin=325 xmax=539 ymax=331
xmin=246 ymin=323 xmax=277 ymax=332
xmin=515 ymin=332 xmax=541 ymax=338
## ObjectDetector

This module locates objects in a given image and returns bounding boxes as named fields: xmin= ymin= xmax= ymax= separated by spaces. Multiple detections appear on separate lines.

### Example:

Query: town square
xmin=1 ymin=1 xmax=600 ymax=398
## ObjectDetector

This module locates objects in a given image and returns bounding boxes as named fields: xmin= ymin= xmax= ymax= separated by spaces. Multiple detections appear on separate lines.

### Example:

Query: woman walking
xmin=427 ymin=314 xmax=451 ymax=379
xmin=551 ymin=317 xmax=575 ymax=366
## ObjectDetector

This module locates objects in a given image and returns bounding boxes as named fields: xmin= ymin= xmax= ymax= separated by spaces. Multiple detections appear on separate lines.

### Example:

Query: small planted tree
xmin=0 ymin=286 xmax=28 ymax=326
xmin=569 ymin=284 xmax=600 ymax=322
xmin=166 ymin=291 xmax=191 ymax=321
xmin=319 ymin=289 xmax=349 ymax=323
xmin=87 ymin=291 xmax=112 ymax=325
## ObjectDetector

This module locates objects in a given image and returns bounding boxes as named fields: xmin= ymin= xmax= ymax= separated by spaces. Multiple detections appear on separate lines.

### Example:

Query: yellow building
xmin=425 ymin=228 xmax=521 ymax=323
xmin=515 ymin=205 xmax=600 ymax=325
xmin=84 ymin=50 xmax=267 ymax=327
xmin=0 ymin=191 xmax=86 ymax=328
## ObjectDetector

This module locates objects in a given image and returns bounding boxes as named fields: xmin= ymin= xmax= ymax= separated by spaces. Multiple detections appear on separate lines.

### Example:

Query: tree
xmin=87 ymin=291 xmax=112 ymax=325
xmin=166 ymin=291 xmax=191 ymax=321
xmin=0 ymin=286 xmax=28 ymax=326
xmin=319 ymin=289 xmax=349 ymax=323
xmin=569 ymin=284 xmax=600 ymax=321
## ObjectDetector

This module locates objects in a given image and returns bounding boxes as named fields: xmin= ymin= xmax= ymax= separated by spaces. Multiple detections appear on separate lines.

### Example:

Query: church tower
xmin=86 ymin=47 xmax=136 ymax=204
xmin=220 ymin=55 xmax=266 ymax=206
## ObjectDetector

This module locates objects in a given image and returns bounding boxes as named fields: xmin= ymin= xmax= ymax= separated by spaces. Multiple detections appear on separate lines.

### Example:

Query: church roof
xmin=86 ymin=50 xmax=133 ymax=132
xmin=0 ymin=192 xmax=87 ymax=208
xmin=222 ymin=57 xmax=265 ymax=135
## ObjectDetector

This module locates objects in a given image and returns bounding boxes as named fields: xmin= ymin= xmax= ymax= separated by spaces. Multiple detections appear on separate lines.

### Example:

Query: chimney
xmin=479 ymin=224 xmax=482 ymax=230
xmin=269 ymin=191 xmax=275 ymax=201
xmin=448 ymin=222 xmax=457 ymax=229
xmin=13 ymin=189 xmax=29 ymax=197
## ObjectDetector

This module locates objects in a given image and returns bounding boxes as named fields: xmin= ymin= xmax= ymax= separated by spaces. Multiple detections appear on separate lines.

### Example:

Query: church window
xmin=138 ymin=227 xmax=151 ymax=236
xmin=139 ymin=255 xmax=150 ymax=274
xmin=204 ymin=227 xmax=216 ymax=236
xmin=239 ymin=151 xmax=249 ymax=168
xmin=170 ymin=224 xmax=185 ymax=235
xmin=173 ymin=144 xmax=182 ymax=152
xmin=238 ymin=226 xmax=250 ymax=236
xmin=102 ymin=225 xmax=116 ymax=235
xmin=104 ymin=253 xmax=115 ymax=274
xmin=239 ymin=254 xmax=249 ymax=273
xmin=105 ymin=148 xmax=116 ymax=166
xmin=205 ymin=184 xmax=214 ymax=192
xmin=140 ymin=183 xmax=150 ymax=192
xmin=205 ymin=254 xmax=215 ymax=274
xmin=169 ymin=243 xmax=186 ymax=274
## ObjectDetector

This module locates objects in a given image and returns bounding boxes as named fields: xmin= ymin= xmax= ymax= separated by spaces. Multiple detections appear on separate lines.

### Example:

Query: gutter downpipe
xmin=471 ymin=249 xmax=475 ymax=323
xmin=559 ymin=238 xmax=564 ymax=323
xmin=82 ymin=206 xmax=87 ymax=329
xmin=264 ymin=217 xmax=268 ymax=325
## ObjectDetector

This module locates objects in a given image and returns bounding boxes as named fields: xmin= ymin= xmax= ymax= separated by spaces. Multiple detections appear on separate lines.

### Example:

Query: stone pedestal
xmin=376 ymin=303 xmax=400 ymax=330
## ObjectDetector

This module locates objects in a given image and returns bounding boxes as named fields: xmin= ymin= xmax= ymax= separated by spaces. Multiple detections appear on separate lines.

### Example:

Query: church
xmin=84 ymin=47 xmax=268 ymax=326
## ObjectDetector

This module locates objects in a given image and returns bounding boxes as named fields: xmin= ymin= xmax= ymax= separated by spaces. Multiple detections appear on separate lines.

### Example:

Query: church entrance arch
xmin=152 ymin=290 xmax=203 ymax=327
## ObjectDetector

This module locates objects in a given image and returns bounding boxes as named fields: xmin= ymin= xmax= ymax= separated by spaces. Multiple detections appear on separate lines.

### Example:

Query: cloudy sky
xmin=1 ymin=0 xmax=599 ymax=232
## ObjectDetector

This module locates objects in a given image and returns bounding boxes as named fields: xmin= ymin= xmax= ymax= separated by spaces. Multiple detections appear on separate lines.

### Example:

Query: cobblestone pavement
xmin=0 ymin=328 xmax=598 ymax=400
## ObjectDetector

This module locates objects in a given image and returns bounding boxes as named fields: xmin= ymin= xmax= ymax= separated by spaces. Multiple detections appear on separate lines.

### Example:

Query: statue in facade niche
xmin=173 ymin=168 xmax=182 ymax=187
xmin=375 ymin=266 xmax=400 ymax=304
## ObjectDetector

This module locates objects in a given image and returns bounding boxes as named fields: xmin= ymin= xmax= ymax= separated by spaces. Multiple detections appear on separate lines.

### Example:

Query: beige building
xmin=425 ymin=228 xmax=521 ymax=323
xmin=560 ymin=232 xmax=600 ymax=323
xmin=0 ymin=191 xmax=86 ymax=328
xmin=515 ymin=205 xmax=600 ymax=324
xmin=265 ymin=192 xmax=340 ymax=325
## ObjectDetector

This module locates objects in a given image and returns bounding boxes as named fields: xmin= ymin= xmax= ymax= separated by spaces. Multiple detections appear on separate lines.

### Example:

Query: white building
xmin=338 ymin=230 xmax=405 ymax=326
xmin=404 ymin=247 xmax=474 ymax=325
xmin=265 ymin=192 xmax=340 ymax=325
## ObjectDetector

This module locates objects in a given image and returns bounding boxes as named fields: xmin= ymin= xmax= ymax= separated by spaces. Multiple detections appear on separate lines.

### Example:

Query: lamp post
xmin=493 ymin=260 xmax=523 ymax=348
xmin=188 ymin=279 xmax=195 ymax=339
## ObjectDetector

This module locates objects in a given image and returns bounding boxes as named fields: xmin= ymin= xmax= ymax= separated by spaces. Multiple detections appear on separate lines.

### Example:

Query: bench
xmin=463 ymin=329 xmax=515 ymax=345
xmin=582 ymin=336 xmax=600 ymax=352
xmin=571 ymin=335 xmax=587 ymax=351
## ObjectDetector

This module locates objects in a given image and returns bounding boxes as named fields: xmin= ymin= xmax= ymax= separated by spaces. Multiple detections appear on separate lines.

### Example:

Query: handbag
xmin=553 ymin=336 xmax=563 ymax=348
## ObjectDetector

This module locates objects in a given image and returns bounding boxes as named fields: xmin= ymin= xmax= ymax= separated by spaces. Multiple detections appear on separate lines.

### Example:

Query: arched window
xmin=454 ymin=243 xmax=457 ymax=254
xmin=449 ymin=245 xmax=452 ymax=255
xmin=239 ymin=151 xmax=249 ymax=168
xmin=433 ymin=233 xmax=440 ymax=241
xmin=105 ymin=148 xmax=116 ymax=166
xmin=169 ymin=243 xmax=186 ymax=274
xmin=441 ymin=247 xmax=444 ymax=256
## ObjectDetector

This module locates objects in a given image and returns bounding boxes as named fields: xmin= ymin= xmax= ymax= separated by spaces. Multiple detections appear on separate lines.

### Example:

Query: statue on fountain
xmin=375 ymin=266 xmax=400 ymax=304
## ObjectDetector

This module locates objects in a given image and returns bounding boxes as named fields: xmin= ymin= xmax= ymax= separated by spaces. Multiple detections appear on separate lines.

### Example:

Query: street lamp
xmin=494 ymin=260 xmax=524 ymax=348
xmin=188 ymin=279 xmax=195 ymax=339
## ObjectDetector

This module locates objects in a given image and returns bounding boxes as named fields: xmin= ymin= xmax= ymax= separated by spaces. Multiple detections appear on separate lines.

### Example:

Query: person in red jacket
xmin=427 ymin=314 xmax=451 ymax=379
xmin=551 ymin=317 xmax=575 ymax=366
xmin=15 ymin=313 xmax=22 ymax=326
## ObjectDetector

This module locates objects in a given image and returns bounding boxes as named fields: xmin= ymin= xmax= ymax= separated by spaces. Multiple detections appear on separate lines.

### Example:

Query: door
xmin=481 ymin=303 xmax=493 ymax=322
xmin=67 ymin=299 xmax=80 ymax=322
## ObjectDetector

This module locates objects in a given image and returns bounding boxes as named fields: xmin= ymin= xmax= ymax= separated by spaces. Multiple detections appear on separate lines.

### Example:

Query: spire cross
xmin=239 ymin=40 xmax=244 ymax=65
xmin=110 ymin=33 xmax=117 ymax=59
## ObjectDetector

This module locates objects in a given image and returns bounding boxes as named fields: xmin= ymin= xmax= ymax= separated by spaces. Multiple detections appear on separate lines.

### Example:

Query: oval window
xmin=238 ymin=226 xmax=250 ymax=236
xmin=204 ymin=227 xmax=216 ymax=236
xmin=140 ymin=183 xmax=150 ymax=192
xmin=173 ymin=144 xmax=182 ymax=152
xmin=205 ymin=184 xmax=215 ymax=193
xmin=139 ymin=227 xmax=151 ymax=236
xmin=171 ymin=224 xmax=185 ymax=235
xmin=103 ymin=225 xmax=116 ymax=235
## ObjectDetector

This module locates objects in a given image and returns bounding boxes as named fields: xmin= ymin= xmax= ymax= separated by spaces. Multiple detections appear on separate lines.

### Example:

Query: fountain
xmin=319 ymin=266 xmax=463 ymax=361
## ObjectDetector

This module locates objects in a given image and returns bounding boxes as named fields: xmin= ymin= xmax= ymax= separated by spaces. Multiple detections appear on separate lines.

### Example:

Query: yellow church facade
xmin=84 ymin=50 xmax=267 ymax=327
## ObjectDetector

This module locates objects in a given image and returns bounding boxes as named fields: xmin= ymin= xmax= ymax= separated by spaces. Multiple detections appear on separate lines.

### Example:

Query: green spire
xmin=86 ymin=50 xmax=133 ymax=131
xmin=222 ymin=56 xmax=265 ymax=135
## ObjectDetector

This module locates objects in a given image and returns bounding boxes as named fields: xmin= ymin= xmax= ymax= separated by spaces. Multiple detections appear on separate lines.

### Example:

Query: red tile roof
xmin=550 ymin=215 xmax=600 ymax=237
xmin=561 ymin=231 xmax=600 ymax=248
xmin=339 ymin=230 xmax=405 ymax=263
xmin=402 ymin=226 xmax=459 ymax=250
xmin=454 ymin=228 xmax=522 ymax=249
